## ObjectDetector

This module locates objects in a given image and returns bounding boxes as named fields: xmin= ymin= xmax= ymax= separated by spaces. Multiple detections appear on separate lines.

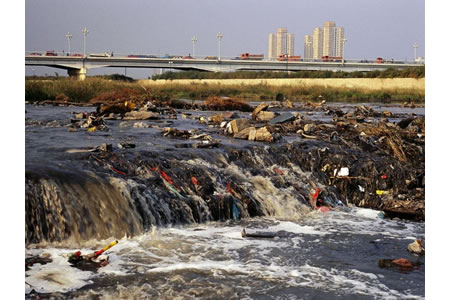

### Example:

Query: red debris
xmin=392 ymin=258 xmax=414 ymax=269
xmin=111 ymin=167 xmax=127 ymax=175
xmin=160 ymin=170 xmax=174 ymax=185
xmin=312 ymin=188 xmax=320 ymax=200
xmin=316 ymin=206 xmax=330 ymax=213
xmin=381 ymin=174 xmax=388 ymax=179
xmin=191 ymin=176 xmax=198 ymax=185
xmin=273 ymin=167 xmax=283 ymax=175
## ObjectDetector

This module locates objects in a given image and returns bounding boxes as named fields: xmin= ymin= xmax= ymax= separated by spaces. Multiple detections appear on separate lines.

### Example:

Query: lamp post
xmin=216 ymin=32 xmax=223 ymax=60
xmin=342 ymin=37 xmax=347 ymax=63
xmin=413 ymin=42 xmax=418 ymax=61
xmin=192 ymin=36 xmax=197 ymax=58
xmin=66 ymin=32 xmax=72 ymax=56
xmin=82 ymin=27 xmax=89 ymax=57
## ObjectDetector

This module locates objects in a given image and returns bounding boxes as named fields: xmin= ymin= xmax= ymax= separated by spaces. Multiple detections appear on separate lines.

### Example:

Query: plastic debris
xmin=68 ymin=240 xmax=118 ymax=271
xmin=376 ymin=190 xmax=389 ymax=195
xmin=378 ymin=258 xmax=419 ymax=272
xmin=408 ymin=239 xmax=425 ymax=255
xmin=268 ymin=112 xmax=295 ymax=125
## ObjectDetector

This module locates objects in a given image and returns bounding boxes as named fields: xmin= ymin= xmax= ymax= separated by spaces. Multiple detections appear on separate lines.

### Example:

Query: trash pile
xmin=26 ymin=97 xmax=425 ymax=245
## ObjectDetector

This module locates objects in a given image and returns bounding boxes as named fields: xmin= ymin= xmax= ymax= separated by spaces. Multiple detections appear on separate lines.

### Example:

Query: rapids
xmin=25 ymin=103 xmax=425 ymax=298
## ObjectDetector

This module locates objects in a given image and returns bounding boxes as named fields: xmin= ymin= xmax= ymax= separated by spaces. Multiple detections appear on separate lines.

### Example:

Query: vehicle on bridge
xmin=127 ymin=54 xmax=157 ymax=58
xmin=204 ymin=56 xmax=218 ymax=60
xmin=183 ymin=55 xmax=194 ymax=59
xmin=70 ymin=53 xmax=83 ymax=57
xmin=45 ymin=51 xmax=57 ymax=56
xmin=321 ymin=56 xmax=342 ymax=62
xmin=277 ymin=55 xmax=302 ymax=61
xmin=30 ymin=52 xmax=42 ymax=56
xmin=240 ymin=53 xmax=264 ymax=60
xmin=376 ymin=57 xmax=384 ymax=64
xmin=89 ymin=52 xmax=112 ymax=58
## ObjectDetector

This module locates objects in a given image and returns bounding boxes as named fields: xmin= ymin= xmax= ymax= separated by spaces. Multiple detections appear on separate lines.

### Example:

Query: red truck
xmin=277 ymin=55 xmax=301 ymax=61
xmin=240 ymin=53 xmax=264 ymax=60
xmin=321 ymin=56 xmax=342 ymax=62
xmin=375 ymin=57 xmax=384 ymax=64
xmin=45 ymin=51 xmax=57 ymax=56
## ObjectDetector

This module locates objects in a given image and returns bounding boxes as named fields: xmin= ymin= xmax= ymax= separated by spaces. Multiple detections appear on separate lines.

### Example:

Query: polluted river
xmin=25 ymin=99 xmax=425 ymax=299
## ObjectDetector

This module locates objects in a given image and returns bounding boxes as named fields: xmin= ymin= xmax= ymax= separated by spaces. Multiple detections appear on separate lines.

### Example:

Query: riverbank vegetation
xmin=151 ymin=66 xmax=424 ymax=80
xmin=25 ymin=71 xmax=424 ymax=103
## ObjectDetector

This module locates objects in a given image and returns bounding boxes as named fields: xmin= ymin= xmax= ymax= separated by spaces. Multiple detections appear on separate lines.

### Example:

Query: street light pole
xmin=342 ymin=37 xmax=347 ymax=64
xmin=216 ymin=32 xmax=223 ymax=60
xmin=192 ymin=36 xmax=197 ymax=58
xmin=413 ymin=42 xmax=418 ymax=61
xmin=66 ymin=32 xmax=72 ymax=56
xmin=82 ymin=27 xmax=89 ymax=57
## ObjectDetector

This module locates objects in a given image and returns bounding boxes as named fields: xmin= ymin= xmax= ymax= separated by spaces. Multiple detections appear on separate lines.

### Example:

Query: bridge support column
xmin=68 ymin=68 xmax=87 ymax=80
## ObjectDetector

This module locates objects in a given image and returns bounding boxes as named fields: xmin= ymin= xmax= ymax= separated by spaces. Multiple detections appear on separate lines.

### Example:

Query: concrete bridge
xmin=25 ymin=53 xmax=423 ymax=80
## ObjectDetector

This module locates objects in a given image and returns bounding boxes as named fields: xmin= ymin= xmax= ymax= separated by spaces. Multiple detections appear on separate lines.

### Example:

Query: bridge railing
xmin=25 ymin=51 xmax=423 ymax=65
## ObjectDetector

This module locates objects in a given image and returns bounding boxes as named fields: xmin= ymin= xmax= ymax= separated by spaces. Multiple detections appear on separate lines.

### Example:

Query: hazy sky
xmin=25 ymin=0 xmax=425 ymax=78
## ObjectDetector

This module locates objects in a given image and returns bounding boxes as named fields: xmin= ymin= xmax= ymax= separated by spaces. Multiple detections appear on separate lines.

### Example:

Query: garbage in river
xmin=378 ymin=258 xmax=420 ymax=272
xmin=26 ymin=99 xmax=425 ymax=248
xmin=67 ymin=240 xmax=118 ymax=271
xmin=408 ymin=239 xmax=425 ymax=256
xmin=241 ymin=227 xmax=277 ymax=239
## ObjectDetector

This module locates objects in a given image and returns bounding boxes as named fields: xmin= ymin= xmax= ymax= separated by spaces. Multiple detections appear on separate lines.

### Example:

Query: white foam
xmin=268 ymin=220 xmax=328 ymax=236
xmin=353 ymin=207 xmax=384 ymax=219
xmin=25 ymin=250 xmax=93 ymax=294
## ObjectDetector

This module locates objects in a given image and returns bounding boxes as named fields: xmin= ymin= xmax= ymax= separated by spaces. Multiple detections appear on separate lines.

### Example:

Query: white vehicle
xmin=88 ymin=52 xmax=112 ymax=58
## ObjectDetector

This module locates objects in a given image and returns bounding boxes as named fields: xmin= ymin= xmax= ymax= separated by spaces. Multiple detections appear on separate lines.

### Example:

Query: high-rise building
xmin=276 ymin=28 xmax=288 ymax=57
xmin=312 ymin=27 xmax=323 ymax=59
xmin=268 ymin=28 xmax=295 ymax=59
xmin=306 ymin=21 xmax=345 ymax=59
xmin=287 ymin=33 xmax=295 ymax=56
xmin=304 ymin=35 xmax=313 ymax=60
xmin=268 ymin=33 xmax=277 ymax=59
xmin=335 ymin=27 xmax=345 ymax=57
xmin=323 ymin=21 xmax=336 ymax=57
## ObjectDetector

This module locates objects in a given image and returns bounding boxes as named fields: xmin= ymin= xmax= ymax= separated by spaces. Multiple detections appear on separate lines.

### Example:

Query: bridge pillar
xmin=68 ymin=68 xmax=87 ymax=80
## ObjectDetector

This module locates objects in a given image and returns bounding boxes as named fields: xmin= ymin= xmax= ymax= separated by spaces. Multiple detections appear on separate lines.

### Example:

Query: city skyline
xmin=25 ymin=0 xmax=425 ymax=78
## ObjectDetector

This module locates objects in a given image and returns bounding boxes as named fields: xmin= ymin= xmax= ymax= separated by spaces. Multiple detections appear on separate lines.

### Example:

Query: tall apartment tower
xmin=304 ymin=35 xmax=313 ymax=60
xmin=276 ymin=28 xmax=288 ymax=57
xmin=323 ymin=21 xmax=336 ymax=57
xmin=287 ymin=33 xmax=295 ymax=56
xmin=335 ymin=27 xmax=345 ymax=57
xmin=268 ymin=33 xmax=277 ymax=59
xmin=268 ymin=28 xmax=295 ymax=58
xmin=312 ymin=27 xmax=323 ymax=59
xmin=308 ymin=21 xmax=345 ymax=59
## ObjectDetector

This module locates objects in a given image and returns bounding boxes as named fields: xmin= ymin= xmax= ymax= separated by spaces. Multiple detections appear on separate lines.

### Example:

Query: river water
xmin=25 ymin=103 xmax=425 ymax=299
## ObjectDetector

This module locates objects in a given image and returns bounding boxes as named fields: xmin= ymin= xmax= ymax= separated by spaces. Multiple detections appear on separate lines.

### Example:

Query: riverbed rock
xmin=234 ymin=127 xmax=256 ymax=140
xmin=256 ymin=111 xmax=275 ymax=122
xmin=230 ymin=119 xmax=250 ymax=134
xmin=123 ymin=111 xmax=159 ymax=120
xmin=252 ymin=103 xmax=269 ymax=120
xmin=208 ymin=114 xmax=224 ymax=125
xmin=255 ymin=127 xmax=273 ymax=142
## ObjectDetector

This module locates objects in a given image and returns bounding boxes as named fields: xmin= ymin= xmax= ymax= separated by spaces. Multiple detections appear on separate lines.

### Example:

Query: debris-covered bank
xmin=25 ymin=97 xmax=424 ymax=244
